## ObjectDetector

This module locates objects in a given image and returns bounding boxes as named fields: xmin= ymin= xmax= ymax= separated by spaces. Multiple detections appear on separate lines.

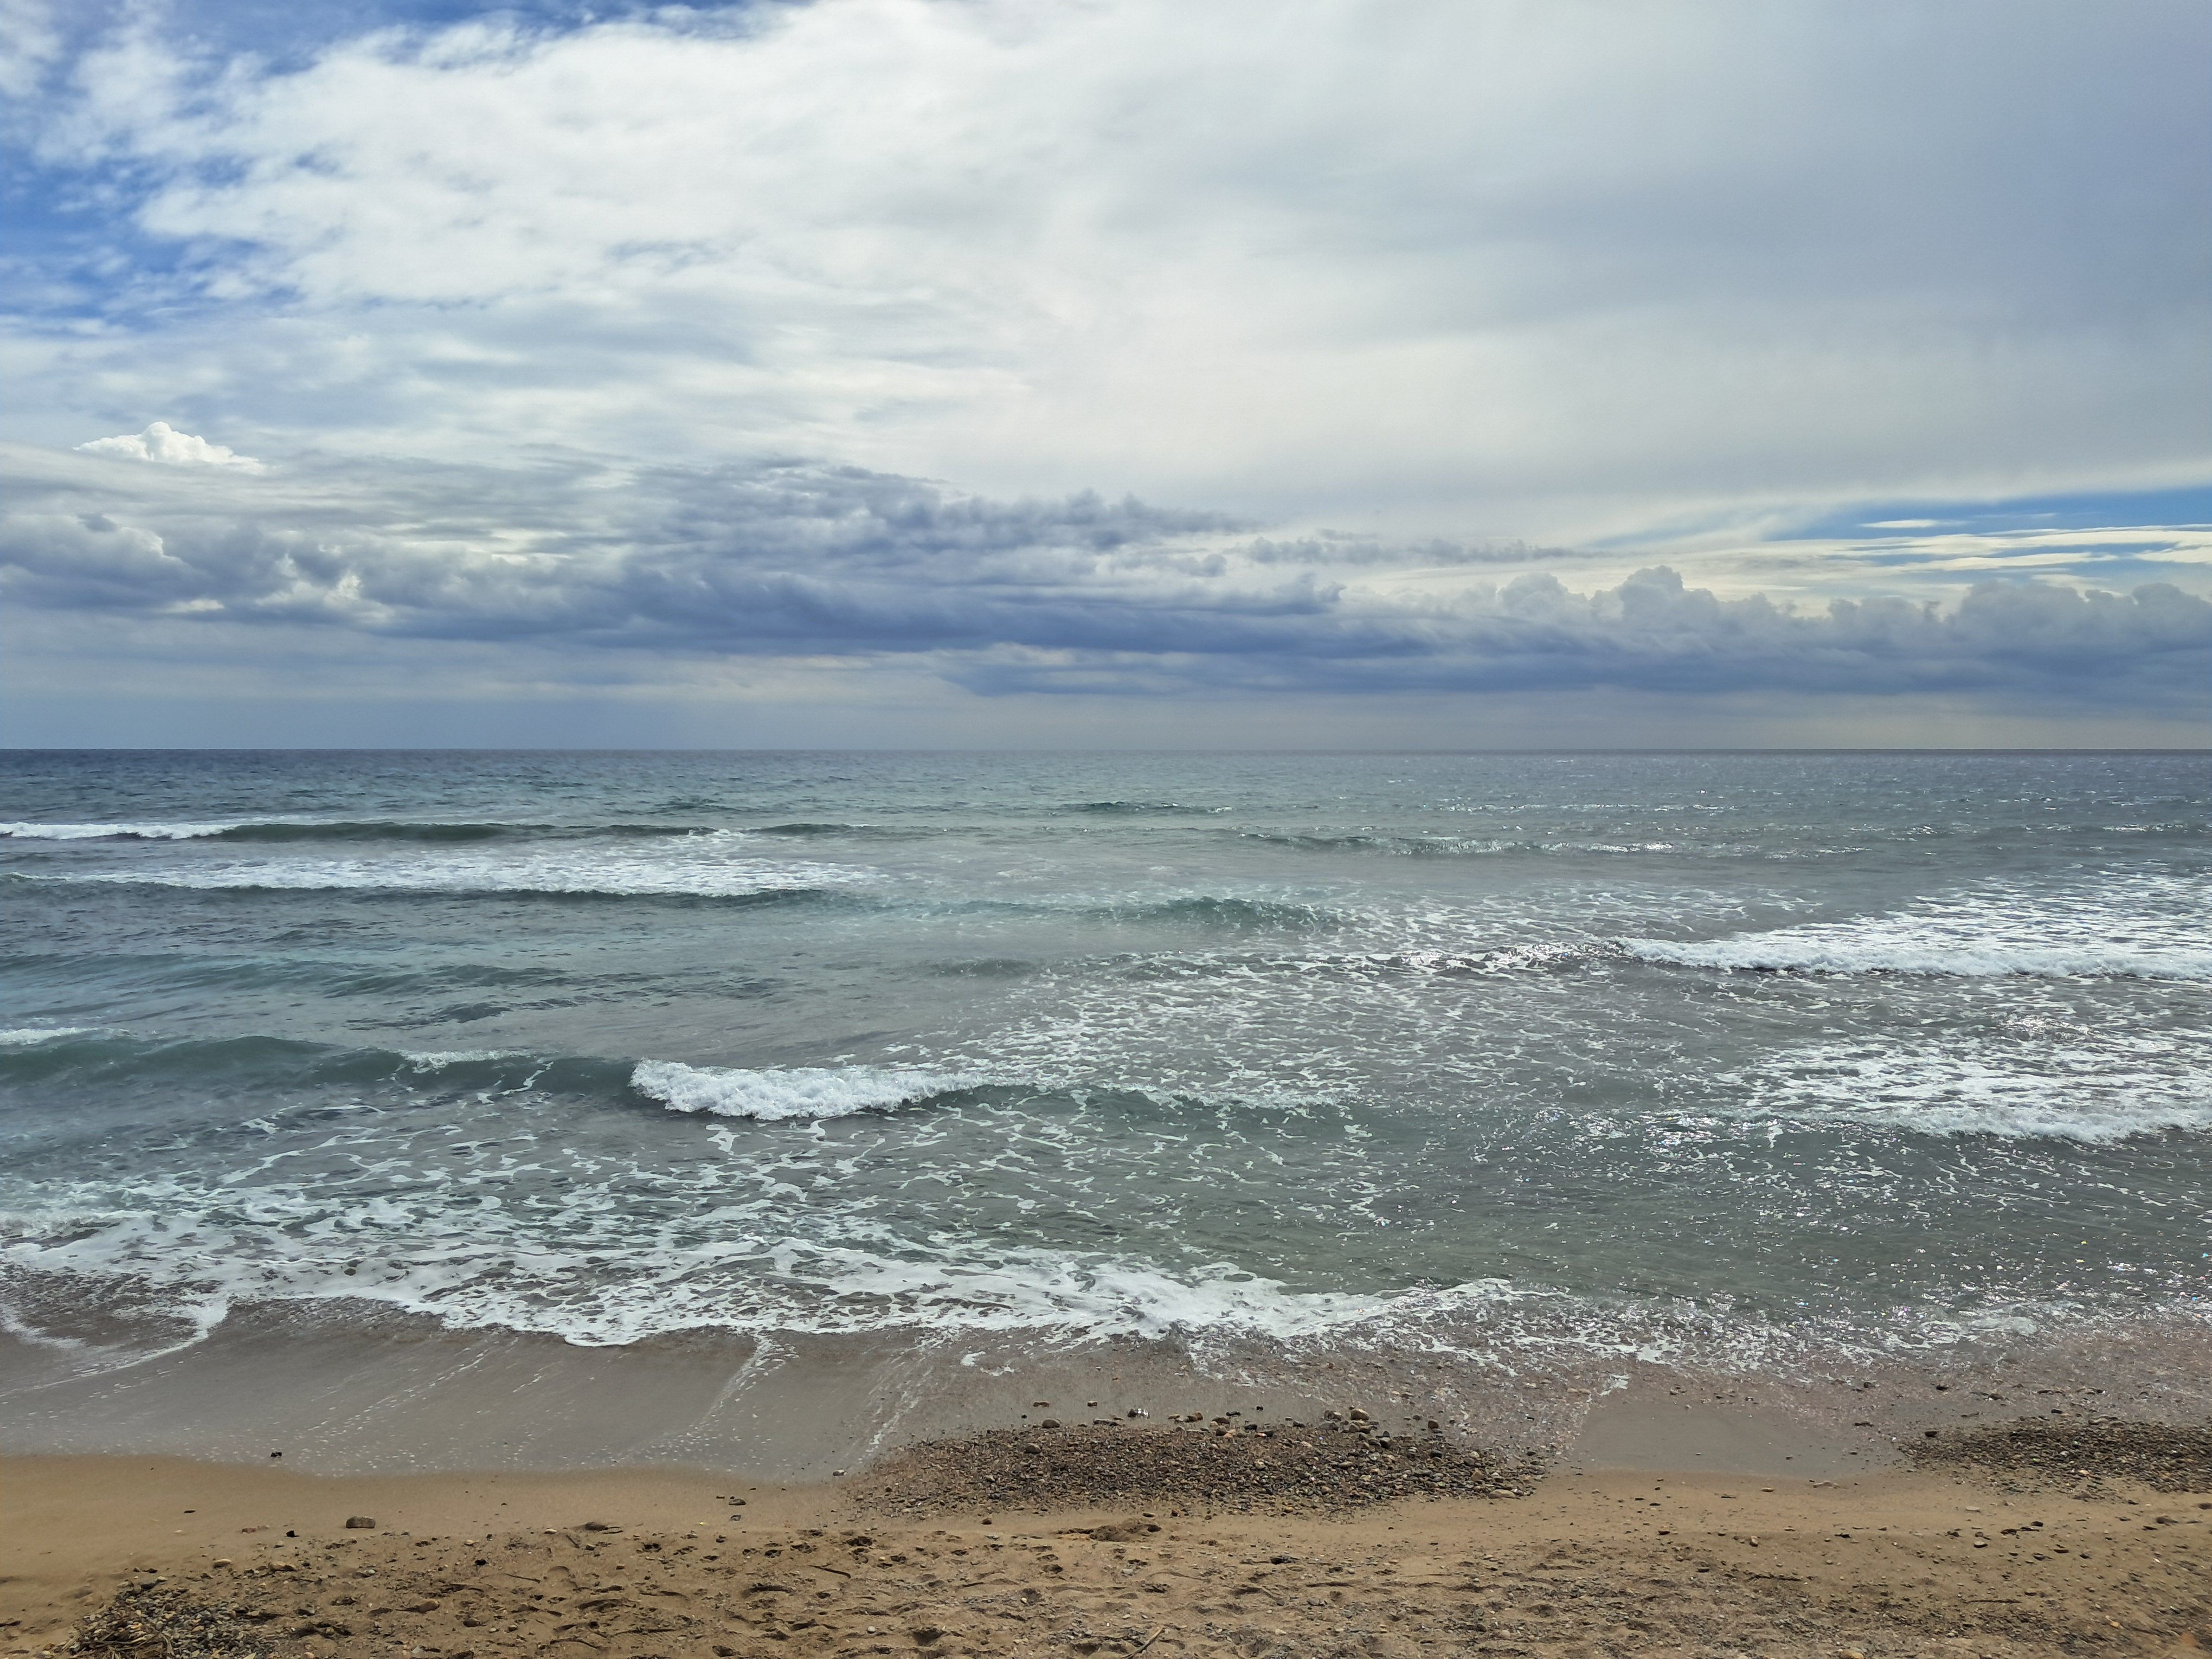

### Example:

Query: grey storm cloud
xmin=4 ymin=442 xmax=2206 ymax=704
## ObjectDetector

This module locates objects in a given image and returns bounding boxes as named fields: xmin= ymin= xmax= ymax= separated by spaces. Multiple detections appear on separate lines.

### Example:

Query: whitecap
xmin=0 ymin=821 xmax=245 ymax=840
xmin=632 ymin=1060 xmax=970 ymax=1121
xmin=1718 ymin=1033 xmax=2212 ymax=1142
xmin=20 ymin=846 xmax=863 ymax=901
xmin=1625 ymin=874 xmax=2212 ymax=982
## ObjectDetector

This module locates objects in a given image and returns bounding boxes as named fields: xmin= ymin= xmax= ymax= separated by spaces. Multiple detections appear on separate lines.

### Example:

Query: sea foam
xmin=1625 ymin=875 xmax=2212 ymax=981
xmin=0 ymin=820 xmax=247 ymax=840
xmin=20 ymin=845 xmax=861 ymax=901
xmin=632 ymin=1061 xmax=968 ymax=1121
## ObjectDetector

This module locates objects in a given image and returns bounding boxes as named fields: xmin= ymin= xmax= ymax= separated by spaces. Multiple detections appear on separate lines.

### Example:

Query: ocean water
xmin=2 ymin=749 xmax=2207 ymax=1377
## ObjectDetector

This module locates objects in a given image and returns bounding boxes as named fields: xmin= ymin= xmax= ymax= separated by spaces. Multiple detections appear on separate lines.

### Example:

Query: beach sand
xmin=9 ymin=1402 xmax=2207 ymax=1658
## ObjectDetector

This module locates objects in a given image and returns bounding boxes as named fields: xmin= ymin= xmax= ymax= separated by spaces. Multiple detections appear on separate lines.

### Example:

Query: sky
xmin=2 ymin=0 xmax=2207 ymax=748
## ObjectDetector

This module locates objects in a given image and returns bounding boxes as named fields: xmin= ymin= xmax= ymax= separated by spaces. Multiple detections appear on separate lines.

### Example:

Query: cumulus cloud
xmin=3 ymin=442 xmax=2202 ymax=708
xmin=76 ymin=421 xmax=262 ymax=470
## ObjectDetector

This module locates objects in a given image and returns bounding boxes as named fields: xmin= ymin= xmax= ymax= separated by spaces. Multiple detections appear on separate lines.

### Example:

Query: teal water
xmin=2 ymin=750 xmax=2207 ymax=1365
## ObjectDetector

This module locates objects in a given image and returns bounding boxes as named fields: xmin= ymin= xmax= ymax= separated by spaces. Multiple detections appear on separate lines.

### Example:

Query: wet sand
xmin=10 ymin=1297 xmax=2212 ymax=1482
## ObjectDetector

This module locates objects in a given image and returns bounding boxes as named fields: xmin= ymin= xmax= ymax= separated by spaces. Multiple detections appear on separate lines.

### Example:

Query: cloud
xmin=0 ymin=0 xmax=63 ymax=99
xmin=3 ymin=441 xmax=2203 ymax=709
xmin=4 ymin=1 xmax=2207 ymax=743
xmin=9 ymin=0 xmax=2208 ymax=541
xmin=76 ymin=421 xmax=262 ymax=470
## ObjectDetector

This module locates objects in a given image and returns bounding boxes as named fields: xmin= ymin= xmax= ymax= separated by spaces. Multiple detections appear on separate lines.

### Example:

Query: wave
xmin=0 ymin=1199 xmax=2144 ymax=1366
xmin=1117 ymin=895 xmax=1337 ymax=929
xmin=1719 ymin=1033 xmax=2212 ymax=1143
xmin=1068 ymin=800 xmax=1226 ymax=816
xmin=1234 ymin=829 xmax=1828 ymax=860
xmin=632 ymin=1060 xmax=972 ymax=1122
xmin=1630 ymin=936 xmax=2212 ymax=980
xmin=0 ymin=1029 xmax=639 ymax=1098
xmin=1624 ymin=875 xmax=2212 ymax=983
xmin=1242 ymin=830 xmax=1489 ymax=856
xmin=0 ymin=1032 xmax=992 ymax=1130
xmin=1360 ymin=941 xmax=1609 ymax=976
xmin=747 ymin=822 xmax=940 ymax=840
xmin=6 ymin=848 xmax=861 ymax=902
xmin=0 ymin=819 xmax=709 ymax=844
xmin=0 ymin=1194 xmax=1521 ymax=1352
xmin=0 ymin=1026 xmax=93 ymax=1047
xmin=2 ymin=820 xmax=243 ymax=841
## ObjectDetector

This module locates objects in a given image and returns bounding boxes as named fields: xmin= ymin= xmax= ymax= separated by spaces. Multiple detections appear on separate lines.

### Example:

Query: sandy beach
xmin=8 ymin=1391 xmax=2207 ymax=1658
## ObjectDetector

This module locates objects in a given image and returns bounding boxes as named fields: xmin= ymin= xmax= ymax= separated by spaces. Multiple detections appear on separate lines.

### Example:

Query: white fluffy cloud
xmin=76 ymin=421 xmax=262 ymax=470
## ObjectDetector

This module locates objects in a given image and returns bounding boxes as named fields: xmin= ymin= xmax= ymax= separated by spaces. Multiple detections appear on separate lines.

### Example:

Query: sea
xmin=2 ymin=749 xmax=2207 ymax=1411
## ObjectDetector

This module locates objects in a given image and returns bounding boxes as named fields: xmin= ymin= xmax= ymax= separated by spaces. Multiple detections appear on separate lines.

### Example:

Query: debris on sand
xmin=65 ymin=1583 xmax=272 ymax=1659
xmin=857 ymin=1417 xmax=1545 ymax=1514
xmin=1906 ymin=1416 xmax=2212 ymax=1491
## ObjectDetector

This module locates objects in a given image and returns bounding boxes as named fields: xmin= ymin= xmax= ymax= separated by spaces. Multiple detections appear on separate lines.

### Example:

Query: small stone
xmin=345 ymin=1517 xmax=377 ymax=1530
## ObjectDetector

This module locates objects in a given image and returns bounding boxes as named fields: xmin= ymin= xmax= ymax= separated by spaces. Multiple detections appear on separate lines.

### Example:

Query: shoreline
xmin=8 ymin=1294 xmax=2211 ymax=1481
xmin=10 ymin=1297 xmax=2209 ymax=1650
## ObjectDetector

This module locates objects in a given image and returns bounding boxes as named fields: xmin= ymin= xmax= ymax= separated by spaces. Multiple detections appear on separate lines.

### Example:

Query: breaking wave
xmin=631 ymin=1061 xmax=973 ymax=1122
xmin=1625 ymin=876 xmax=2212 ymax=982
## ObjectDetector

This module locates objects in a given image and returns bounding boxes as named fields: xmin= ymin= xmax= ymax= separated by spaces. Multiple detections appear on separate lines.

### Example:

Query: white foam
xmin=0 ymin=1174 xmax=1644 ymax=1354
xmin=0 ymin=1185 xmax=2080 ymax=1371
xmin=1626 ymin=874 xmax=2212 ymax=981
xmin=19 ymin=845 xmax=862 ymax=900
xmin=633 ymin=1062 xmax=967 ymax=1121
xmin=0 ymin=1027 xmax=91 ymax=1047
xmin=0 ymin=1127 xmax=2184 ymax=1365
xmin=1721 ymin=1033 xmax=2212 ymax=1142
xmin=0 ymin=821 xmax=245 ymax=840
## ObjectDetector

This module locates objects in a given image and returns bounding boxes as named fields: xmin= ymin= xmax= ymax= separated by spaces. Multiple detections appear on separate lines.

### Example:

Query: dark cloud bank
xmin=5 ymin=445 xmax=2205 ymax=708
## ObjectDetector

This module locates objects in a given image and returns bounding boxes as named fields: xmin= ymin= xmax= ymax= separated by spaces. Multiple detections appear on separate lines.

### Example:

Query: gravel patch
xmin=1905 ymin=1416 xmax=2212 ymax=1493
xmin=857 ymin=1413 xmax=1546 ymax=1514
